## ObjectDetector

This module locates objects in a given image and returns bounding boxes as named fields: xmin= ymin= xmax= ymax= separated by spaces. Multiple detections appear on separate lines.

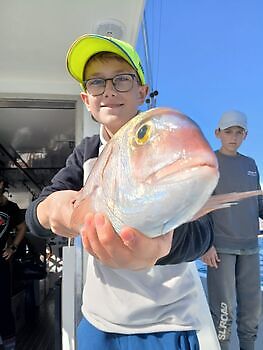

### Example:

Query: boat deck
xmin=16 ymin=285 xmax=61 ymax=350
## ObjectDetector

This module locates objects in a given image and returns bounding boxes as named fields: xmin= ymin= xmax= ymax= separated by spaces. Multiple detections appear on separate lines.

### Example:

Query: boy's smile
xmin=80 ymin=58 xmax=148 ymax=136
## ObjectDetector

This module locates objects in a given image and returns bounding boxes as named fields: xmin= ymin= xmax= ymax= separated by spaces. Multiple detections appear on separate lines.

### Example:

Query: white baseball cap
xmin=218 ymin=110 xmax=248 ymax=131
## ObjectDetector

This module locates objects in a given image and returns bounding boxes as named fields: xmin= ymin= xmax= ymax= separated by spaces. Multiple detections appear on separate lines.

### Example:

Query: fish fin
xmin=192 ymin=190 xmax=263 ymax=220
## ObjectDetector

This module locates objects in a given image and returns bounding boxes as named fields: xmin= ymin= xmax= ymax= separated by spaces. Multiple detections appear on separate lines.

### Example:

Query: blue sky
xmin=137 ymin=0 xmax=263 ymax=182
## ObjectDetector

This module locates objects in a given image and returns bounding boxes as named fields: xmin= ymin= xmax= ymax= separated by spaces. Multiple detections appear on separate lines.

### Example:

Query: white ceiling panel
xmin=0 ymin=0 xmax=145 ymax=95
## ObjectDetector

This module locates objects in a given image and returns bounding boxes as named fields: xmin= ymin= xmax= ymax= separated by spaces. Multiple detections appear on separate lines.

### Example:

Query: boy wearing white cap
xmin=25 ymin=34 xmax=214 ymax=349
xmin=202 ymin=110 xmax=263 ymax=350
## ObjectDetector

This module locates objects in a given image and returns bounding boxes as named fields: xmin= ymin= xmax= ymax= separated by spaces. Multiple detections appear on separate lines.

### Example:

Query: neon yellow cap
xmin=66 ymin=34 xmax=145 ymax=89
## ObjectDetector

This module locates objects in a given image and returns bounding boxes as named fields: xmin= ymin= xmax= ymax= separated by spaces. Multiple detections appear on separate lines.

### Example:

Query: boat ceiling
xmin=0 ymin=0 xmax=145 ymax=95
xmin=0 ymin=0 xmax=146 ymax=204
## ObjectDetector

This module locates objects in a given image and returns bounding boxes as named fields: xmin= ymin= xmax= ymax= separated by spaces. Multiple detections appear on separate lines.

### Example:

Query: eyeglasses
xmin=83 ymin=73 xmax=138 ymax=96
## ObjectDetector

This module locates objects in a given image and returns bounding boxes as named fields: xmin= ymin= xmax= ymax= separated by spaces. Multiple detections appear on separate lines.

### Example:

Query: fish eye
xmin=135 ymin=123 xmax=152 ymax=145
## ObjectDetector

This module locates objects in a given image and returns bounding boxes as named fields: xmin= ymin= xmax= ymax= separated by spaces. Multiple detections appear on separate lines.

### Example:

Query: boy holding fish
xmin=26 ymin=34 xmax=216 ymax=349
xmin=201 ymin=110 xmax=263 ymax=350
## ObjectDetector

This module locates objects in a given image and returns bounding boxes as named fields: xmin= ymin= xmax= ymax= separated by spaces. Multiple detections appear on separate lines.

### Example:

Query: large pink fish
xmin=70 ymin=107 xmax=262 ymax=237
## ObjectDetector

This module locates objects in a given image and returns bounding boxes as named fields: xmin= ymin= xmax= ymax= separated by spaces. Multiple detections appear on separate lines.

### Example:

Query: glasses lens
xmin=113 ymin=74 xmax=134 ymax=92
xmin=84 ymin=74 xmax=135 ymax=95
xmin=86 ymin=78 xmax=105 ymax=96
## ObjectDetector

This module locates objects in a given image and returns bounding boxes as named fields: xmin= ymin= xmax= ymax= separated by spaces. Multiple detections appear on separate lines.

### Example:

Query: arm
xmin=2 ymin=221 xmax=27 ymax=260
xmin=201 ymin=245 xmax=220 ymax=268
xmin=26 ymin=137 xmax=88 ymax=238
xmin=156 ymin=214 xmax=214 ymax=265
xmin=27 ymin=198 xmax=174 ymax=270
xmin=28 ymin=193 xmax=213 ymax=270
xmin=12 ymin=221 xmax=26 ymax=247
xmin=26 ymin=189 xmax=81 ymax=239
xmin=36 ymin=190 xmax=80 ymax=237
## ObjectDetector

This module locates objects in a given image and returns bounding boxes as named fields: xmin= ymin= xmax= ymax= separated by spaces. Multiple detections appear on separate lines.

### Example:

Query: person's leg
xmin=207 ymin=253 xmax=236 ymax=350
xmin=77 ymin=317 xmax=199 ymax=350
xmin=236 ymin=254 xmax=261 ymax=350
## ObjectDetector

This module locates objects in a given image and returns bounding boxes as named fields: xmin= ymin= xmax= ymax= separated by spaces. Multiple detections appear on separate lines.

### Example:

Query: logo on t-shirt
xmin=0 ymin=212 xmax=10 ymax=239
xmin=247 ymin=170 xmax=257 ymax=177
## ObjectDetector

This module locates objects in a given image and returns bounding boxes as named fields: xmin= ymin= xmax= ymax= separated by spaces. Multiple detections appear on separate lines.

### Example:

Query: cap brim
xmin=66 ymin=34 xmax=145 ymax=87
xmin=219 ymin=122 xmax=247 ymax=131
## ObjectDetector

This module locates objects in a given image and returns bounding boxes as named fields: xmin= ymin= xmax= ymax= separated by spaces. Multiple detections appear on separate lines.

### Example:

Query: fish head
xmin=114 ymin=107 xmax=219 ymax=235
xmin=128 ymin=108 xmax=218 ymax=183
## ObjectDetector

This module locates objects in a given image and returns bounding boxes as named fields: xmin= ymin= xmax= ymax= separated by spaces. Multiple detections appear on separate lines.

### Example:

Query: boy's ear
xmin=138 ymin=84 xmax=149 ymax=104
xmin=215 ymin=128 xmax=220 ymax=138
xmin=80 ymin=92 xmax=90 ymax=110
xmin=80 ymin=91 xmax=88 ymax=104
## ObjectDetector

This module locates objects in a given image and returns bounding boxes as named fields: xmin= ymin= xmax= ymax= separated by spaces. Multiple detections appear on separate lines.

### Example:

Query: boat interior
xmin=1 ymin=1 xmax=147 ymax=349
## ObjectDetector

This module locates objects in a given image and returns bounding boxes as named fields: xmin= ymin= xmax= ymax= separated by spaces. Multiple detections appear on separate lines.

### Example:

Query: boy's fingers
xmin=94 ymin=213 xmax=125 ymax=251
xmin=82 ymin=213 xmax=130 ymax=267
xmin=80 ymin=213 xmax=96 ymax=255
xmin=212 ymin=259 xmax=218 ymax=268
xmin=211 ymin=256 xmax=219 ymax=268
xmin=81 ymin=213 xmax=112 ymax=262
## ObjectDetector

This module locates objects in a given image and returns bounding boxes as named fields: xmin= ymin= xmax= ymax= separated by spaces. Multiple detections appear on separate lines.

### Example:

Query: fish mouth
xmin=147 ymin=159 xmax=218 ymax=184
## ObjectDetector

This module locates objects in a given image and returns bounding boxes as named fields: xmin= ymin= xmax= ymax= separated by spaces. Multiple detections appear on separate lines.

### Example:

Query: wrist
xmin=9 ymin=244 xmax=18 ymax=252
xmin=37 ymin=199 xmax=51 ymax=229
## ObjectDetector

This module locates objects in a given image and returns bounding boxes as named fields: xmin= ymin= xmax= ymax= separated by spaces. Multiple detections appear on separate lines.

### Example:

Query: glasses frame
xmin=83 ymin=73 xmax=138 ymax=96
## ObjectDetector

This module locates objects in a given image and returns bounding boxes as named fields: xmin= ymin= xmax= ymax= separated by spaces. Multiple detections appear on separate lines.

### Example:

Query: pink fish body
xmin=71 ymin=107 xmax=220 ymax=237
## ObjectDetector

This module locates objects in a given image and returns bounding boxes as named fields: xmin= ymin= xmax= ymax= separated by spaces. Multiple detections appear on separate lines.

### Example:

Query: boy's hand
xmin=80 ymin=213 xmax=173 ymax=270
xmin=37 ymin=190 xmax=79 ymax=238
xmin=201 ymin=245 xmax=220 ymax=268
